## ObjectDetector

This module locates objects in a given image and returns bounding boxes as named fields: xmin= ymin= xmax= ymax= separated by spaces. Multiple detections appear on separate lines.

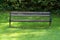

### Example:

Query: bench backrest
xmin=10 ymin=11 xmax=51 ymax=22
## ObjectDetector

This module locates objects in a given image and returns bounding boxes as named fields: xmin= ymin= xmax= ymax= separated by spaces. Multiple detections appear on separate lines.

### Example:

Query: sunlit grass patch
xmin=0 ymin=29 xmax=48 ymax=39
xmin=0 ymin=23 xmax=9 ymax=28
xmin=11 ymin=22 xmax=22 ymax=27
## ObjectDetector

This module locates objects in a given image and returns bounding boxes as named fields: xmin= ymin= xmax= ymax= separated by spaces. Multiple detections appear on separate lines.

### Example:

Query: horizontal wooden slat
xmin=11 ymin=20 xmax=50 ymax=22
xmin=11 ymin=12 xmax=50 ymax=15
xmin=11 ymin=15 xmax=50 ymax=16
xmin=11 ymin=11 xmax=50 ymax=14
xmin=11 ymin=12 xmax=50 ymax=16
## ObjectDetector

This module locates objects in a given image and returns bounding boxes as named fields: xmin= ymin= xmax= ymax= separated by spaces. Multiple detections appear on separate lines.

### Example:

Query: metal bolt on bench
xmin=9 ymin=11 xmax=52 ymax=28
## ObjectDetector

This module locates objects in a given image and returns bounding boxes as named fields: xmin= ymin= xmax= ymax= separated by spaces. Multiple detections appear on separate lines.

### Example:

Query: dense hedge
xmin=0 ymin=0 xmax=60 ymax=12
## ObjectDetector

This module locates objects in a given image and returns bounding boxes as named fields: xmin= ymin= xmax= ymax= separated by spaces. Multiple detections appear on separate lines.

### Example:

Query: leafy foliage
xmin=0 ymin=0 xmax=60 ymax=12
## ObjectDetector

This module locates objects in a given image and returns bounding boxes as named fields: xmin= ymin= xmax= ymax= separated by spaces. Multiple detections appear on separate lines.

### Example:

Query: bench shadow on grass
xmin=10 ymin=22 xmax=50 ymax=29
xmin=11 ymin=26 xmax=50 ymax=29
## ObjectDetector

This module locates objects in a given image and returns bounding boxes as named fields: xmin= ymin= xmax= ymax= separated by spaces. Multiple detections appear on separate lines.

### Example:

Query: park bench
xmin=9 ymin=11 xmax=52 ymax=27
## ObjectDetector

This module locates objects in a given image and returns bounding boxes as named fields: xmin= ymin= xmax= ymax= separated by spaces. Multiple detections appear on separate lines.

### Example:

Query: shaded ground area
xmin=0 ymin=12 xmax=60 ymax=40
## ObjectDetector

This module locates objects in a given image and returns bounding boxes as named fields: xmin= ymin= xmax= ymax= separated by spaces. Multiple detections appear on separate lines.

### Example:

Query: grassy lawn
xmin=0 ymin=12 xmax=60 ymax=40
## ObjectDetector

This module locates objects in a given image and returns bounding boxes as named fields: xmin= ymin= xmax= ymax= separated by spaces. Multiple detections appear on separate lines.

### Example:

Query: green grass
xmin=0 ymin=12 xmax=60 ymax=40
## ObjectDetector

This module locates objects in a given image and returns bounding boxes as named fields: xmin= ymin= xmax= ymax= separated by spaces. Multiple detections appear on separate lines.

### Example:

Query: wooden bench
xmin=9 ymin=11 xmax=52 ymax=27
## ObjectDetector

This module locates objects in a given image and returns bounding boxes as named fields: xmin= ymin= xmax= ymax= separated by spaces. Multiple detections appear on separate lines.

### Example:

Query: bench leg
xmin=9 ymin=21 xmax=11 ymax=27
xmin=49 ymin=21 xmax=51 ymax=26
xmin=9 ymin=13 xmax=11 ymax=28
